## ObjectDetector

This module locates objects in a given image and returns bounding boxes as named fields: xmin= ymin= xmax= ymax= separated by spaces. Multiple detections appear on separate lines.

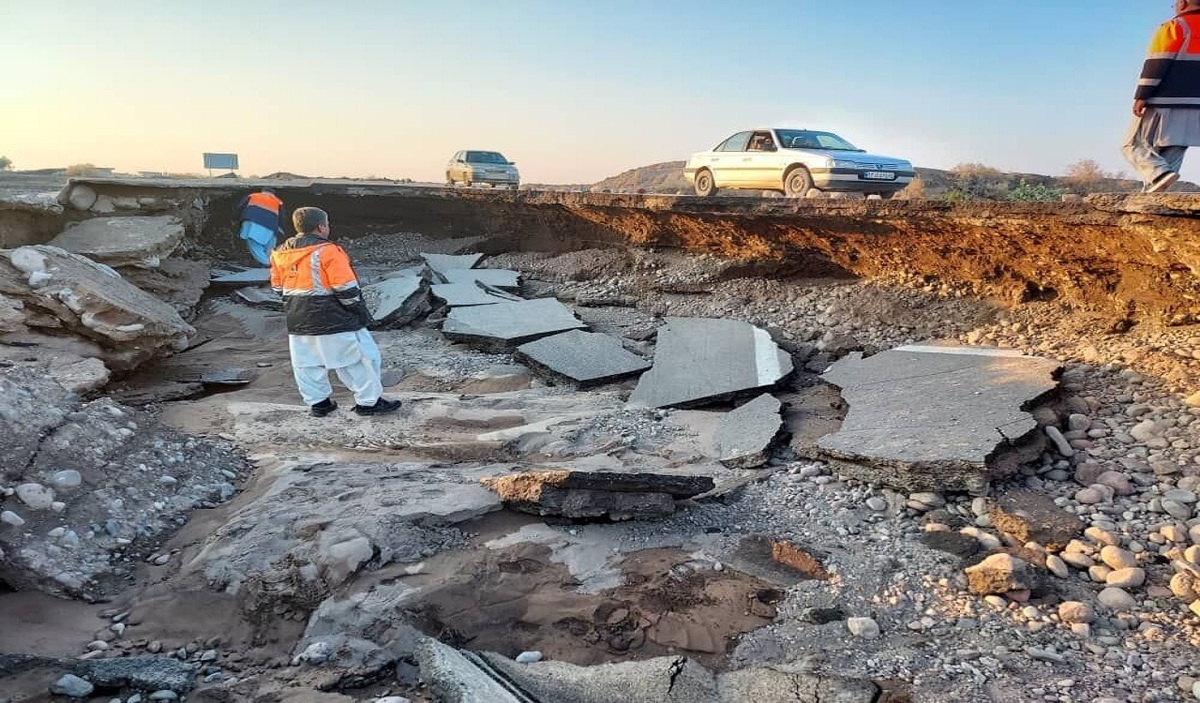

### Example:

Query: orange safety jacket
xmin=1137 ymin=10 xmax=1200 ymax=107
xmin=269 ymin=234 xmax=370 ymax=336
xmin=237 ymin=191 xmax=284 ymax=231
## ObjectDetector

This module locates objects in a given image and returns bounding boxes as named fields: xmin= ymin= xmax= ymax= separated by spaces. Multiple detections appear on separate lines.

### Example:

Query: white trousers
xmin=288 ymin=329 xmax=383 ymax=407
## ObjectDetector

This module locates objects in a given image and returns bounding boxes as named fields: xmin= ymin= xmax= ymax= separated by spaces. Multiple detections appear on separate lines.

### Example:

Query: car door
xmin=703 ymin=132 xmax=752 ymax=186
xmin=744 ymin=131 xmax=781 ymax=188
xmin=448 ymin=152 xmax=463 ymax=181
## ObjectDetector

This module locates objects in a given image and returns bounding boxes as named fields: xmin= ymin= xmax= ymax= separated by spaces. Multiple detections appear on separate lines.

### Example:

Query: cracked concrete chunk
xmin=717 ymin=535 xmax=830 ymax=586
xmin=234 ymin=287 xmax=282 ymax=308
xmin=515 ymin=330 xmax=652 ymax=387
xmin=479 ymin=650 xmax=719 ymax=702
xmin=442 ymin=298 xmax=587 ymax=349
xmin=989 ymin=489 xmax=1085 ymax=551
xmin=48 ymin=216 xmax=184 ymax=268
xmin=415 ymin=638 xmax=525 ymax=703
xmin=295 ymin=582 xmax=424 ymax=672
xmin=481 ymin=470 xmax=714 ymax=521
xmin=210 ymin=268 xmax=270 ymax=285
xmin=815 ymin=344 xmax=1060 ymax=494
xmin=719 ymin=667 xmax=880 ymax=702
xmin=364 ymin=276 xmax=430 ymax=327
xmin=714 ymin=394 xmax=783 ymax=468
xmin=442 ymin=268 xmax=521 ymax=290
xmin=629 ymin=318 xmax=793 ymax=409
xmin=422 ymin=253 xmax=484 ymax=283
xmin=431 ymin=282 xmax=521 ymax=307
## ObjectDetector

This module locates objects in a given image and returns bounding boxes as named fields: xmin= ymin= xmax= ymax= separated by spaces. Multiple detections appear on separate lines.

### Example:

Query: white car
xmin=683 ymin=128 xmax=914 ymax=198
xmin=446 ymin=151 xmax=520 ymax=188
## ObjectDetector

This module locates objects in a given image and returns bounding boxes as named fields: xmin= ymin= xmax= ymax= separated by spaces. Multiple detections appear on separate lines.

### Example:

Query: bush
xmin=0 ymin=156 xmax=11 ymax=171
xmin=65 ymin=163 xmax=99 ymax=176
xmin=1006 ymin=179 xmax=1067 ymax=202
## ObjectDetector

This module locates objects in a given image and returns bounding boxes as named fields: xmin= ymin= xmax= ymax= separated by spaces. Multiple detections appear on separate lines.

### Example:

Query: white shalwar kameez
xmin=287 ymin=329 xmax=382 ymax=407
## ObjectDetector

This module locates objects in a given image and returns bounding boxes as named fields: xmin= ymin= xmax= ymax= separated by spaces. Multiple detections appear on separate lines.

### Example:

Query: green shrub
xmin=1006 ymin=179 xmax=1067 ymax=202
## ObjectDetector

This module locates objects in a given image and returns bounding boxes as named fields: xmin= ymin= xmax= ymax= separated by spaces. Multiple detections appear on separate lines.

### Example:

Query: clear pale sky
xmin=0 ymin=0 xmax=1186 ymax=184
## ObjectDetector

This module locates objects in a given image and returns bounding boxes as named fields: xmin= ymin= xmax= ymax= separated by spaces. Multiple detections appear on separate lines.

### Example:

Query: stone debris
xmin=515 ymin=329 xmax=652 ymax=387
xmin=363 ymin=276 xmax=430 ymax=328
xmin=0 ymin=245 xmax=195 ymax=372
xmin=629 ymin=317 xmax=793 ymax=409
xmin=431 ymin=282 xmax=521 ymax=307
xmin=0 ymin=653 xmax=197 ymax=693
xmin=119 ymin=258 xmax=210 ymax=319
xmin=48 ymin=215 xmax=184 ymax=268
xmin=816 ymin=344 xmax=1061 ymax=494
xmin=442 ymin=267 xmax=521 ymax=290
xmin=0 ymin=368 xmax=244 ymax=600
xmin=234 ymin=286 xmax=282 ymax=308
xmin=293 ymin=582 xmax=424 ymax=674
xmin=442 ymin=298 xmax=587 ymax=349
xmin=964 ymin=553 xmax=1039 ymax=596
xmin=210 ymin=268 xmax=271 ymax=285
xmin=714 ymin=394 xmax=784 ymax=469
xmin=987 ymin=489 xmax=1085 ymax=551
xmin=716 ymin=534 xmax=832 ymax=586
xmin=422 ymin=253 xmax=484 ymax=283
xmin=481 ymin=470 xmax=714 ymax=521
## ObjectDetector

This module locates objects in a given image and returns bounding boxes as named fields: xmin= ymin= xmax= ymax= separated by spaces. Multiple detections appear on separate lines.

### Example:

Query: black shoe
xmin=353 ymin=398 xmax=402 ymax=416
xmin=310 ymin=398 xmax=338 ymax=417
xmin=1146 ymin=171 xmax=1179 ymax=193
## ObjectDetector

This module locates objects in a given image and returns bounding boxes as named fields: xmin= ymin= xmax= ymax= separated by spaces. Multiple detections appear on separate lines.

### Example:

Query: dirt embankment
xmin=43 ymin=179 xmax=1200 ymax=324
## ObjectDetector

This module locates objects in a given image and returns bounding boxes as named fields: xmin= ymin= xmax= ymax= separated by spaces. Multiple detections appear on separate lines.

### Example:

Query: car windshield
xmin=775 ymin=130 xmax=860 ymax=152
xmin=465 ymin=151 xmax=509 ymax=164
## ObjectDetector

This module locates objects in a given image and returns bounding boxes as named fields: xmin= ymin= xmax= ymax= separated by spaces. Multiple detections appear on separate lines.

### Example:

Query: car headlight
xmin=832 ymin=160 xmax=861 ymax=169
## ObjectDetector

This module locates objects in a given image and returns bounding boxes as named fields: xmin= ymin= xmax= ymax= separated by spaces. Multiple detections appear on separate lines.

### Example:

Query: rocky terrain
xmin=0 ymin=179 xmax=1197 ymax=702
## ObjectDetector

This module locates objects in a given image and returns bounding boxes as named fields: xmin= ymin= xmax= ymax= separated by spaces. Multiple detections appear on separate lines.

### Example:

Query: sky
xmin=0 ymin=0 xmax=1185 ymax=184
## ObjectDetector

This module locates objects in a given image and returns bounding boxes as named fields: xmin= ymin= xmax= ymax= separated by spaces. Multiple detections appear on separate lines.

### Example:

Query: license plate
xmin=863 ymin=171 xmax=896 ymax=180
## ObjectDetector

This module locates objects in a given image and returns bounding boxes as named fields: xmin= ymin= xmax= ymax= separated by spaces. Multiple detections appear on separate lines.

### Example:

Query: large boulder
xmin=48 ymin=216 xmax=185 ymax=268
xmin=0 ymin=245 xmax=195 ymax=371
xmin=0 ymin=368 xmax=245 ymax=600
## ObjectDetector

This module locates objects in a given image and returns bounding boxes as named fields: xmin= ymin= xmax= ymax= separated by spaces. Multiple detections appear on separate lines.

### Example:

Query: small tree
xmin=1064 ymin=159 xmax=1114 ymax=188
xmin=945 ymin=162 xmax=1008 ymax=200
xmin=0 ymin=156 xmax=11 ymax=171
xmin=66 ymin=163 xmax=98 ymax=176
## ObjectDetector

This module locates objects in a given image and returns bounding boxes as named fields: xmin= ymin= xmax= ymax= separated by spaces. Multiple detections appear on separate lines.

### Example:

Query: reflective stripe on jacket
xmin=269 ymin=233 xmax=367 ymax=336
xmin=1138 ymin=11 xmax=1200 ymax=107
xmin=239 ymin=191 xmax=284 ymax=231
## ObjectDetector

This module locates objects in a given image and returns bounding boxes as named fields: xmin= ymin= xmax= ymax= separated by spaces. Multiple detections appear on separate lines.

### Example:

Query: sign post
xmin=202 ymin=153 xmax=239 ymax=177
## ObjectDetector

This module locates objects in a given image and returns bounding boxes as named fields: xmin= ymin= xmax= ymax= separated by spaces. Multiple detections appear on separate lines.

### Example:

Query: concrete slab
xmin=629 ymin=318 xmax=793 ymax=409
xmin=442 ymin=268 xmax=521 ymax=290
xmin=442 ymin=298 xmax=587 ymax=349
xmin=714 ymin=394 xmax=783 ymax=469
xmin=422 ymin=253 xmax=483 ymax=283
xmin=431 ymin=282 xmax=521 ymax=307
xmin=363 ymin=276 xmax=430 ymax=327
xmin=515 ymin=330 xmax=651 ymax=387
xmin=815 ymin=344 xmax=1060 ymax=494
xmin=210 ymin=268 xmax=270 ymax=285
xmin=48 ymin=216 xmax=184 ymax=268
xmin=415 ymin=639 xmax=528 ymax=703
xmin=234 ymin=287 xmax=281 ymax=308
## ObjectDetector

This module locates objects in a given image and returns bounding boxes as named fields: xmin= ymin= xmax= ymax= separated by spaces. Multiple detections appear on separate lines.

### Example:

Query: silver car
xmin=683 ymin=128 xmax=914 ymax=198
xmin=446 ymin=150 xmax=520 ymax=188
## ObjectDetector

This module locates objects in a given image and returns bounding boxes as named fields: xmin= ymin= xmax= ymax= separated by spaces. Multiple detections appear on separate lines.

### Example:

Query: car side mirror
xmin=456 ymin=159 xmax=465 ymax=163
xmin=508 ymin=161 xmax=516 ymax=166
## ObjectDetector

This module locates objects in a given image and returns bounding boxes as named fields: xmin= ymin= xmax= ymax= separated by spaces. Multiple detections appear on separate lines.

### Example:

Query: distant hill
xmin=587 ymin=162 xmax=1198 ymax=198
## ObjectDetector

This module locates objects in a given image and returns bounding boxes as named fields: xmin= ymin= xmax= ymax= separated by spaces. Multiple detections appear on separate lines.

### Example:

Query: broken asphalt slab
xmin=0 ymin=654 xmax=198 ymax=693
xmin=442 ymin=297 xmax=587 ymax=349
xmin=442 ymin=267 xmax=521 ymax=289
xmin=481 ymin=470 xmax=714 ymax=521
xmin=363 ymin=276 xmax=430 ymax=328
xmin=431 ymin=282 xmax=522 ymax=307
xmin=629 ymin=317 xmax=793 ymax=409
xmin=210 ymin=268 xmax=271 ymax=285
xmin=422 ymin=253 xmax=484 ymax=283
xmin=815 ymin=344 xmax=1061 ymax=494
xmin=515 ymin=329 xmax=652 ymax=387
xmin=47 ymin=215 xmax=184 ymax=268
xmin=714 ymin=394 xmax=784 ymax=469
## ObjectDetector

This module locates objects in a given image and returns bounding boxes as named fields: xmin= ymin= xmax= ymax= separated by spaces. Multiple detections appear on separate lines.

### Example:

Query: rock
xmin=415 ymin=638 xmax=525 ymax=703
xmin=443 ymin=298 xmax=587 ymax=350
xmin=988 ymin=489 xmax=1084 ymax=550
xmin=0 ymin=654 xmax=196 ymax=693
xmin=1095 ymin=470 xmax=1133 ymax=496
xmin=59 ymin=183 xmax=98 ymax=211
xmin=50 ymin=673 xmax=94 ymax=697
xmin=846 ymin=617 xmax=881 ymax=639
xmin=1057 ymin=601 xmax=1095 ymax=624
xmin=714 ymin=394 xmax=784 ymax=469
xmin=515 ymin=651 xmax=543 ymax=664
xmin=629 ymin=317 xmax=793 ymax=409
xmin=964 ymin=553 xmax=1036 ymax=596
xmin=1 ymin=510 xmax=25 ymax=527
xmin=817 ymin=345 xmax=1059 ymax=494
xmin=1045 ymin=554 xmax=1069 ymax=578
xmin=48 ymin=216 xmax=184 ymax=268
xmin=1044 ymin=425 xmax=1074 ymax=456
xmin=430 ymin=282 xmax=519 ymax=307
xmin=480 ymin=470 xmax=713 ymax=521
xmin=441 ymin=268 xmax=520 ymax=290
xmin=1163 ymin=500 xmax=1194 ymax=520
xmin=1 ymin=246 xmax=195 ymax=371
xmin=149 ymin=691 xmax=179 ymax=701
xmin=515 ymin=330 xmax=652 ymax=387
xmin=1105 ymin=567 xmax=1146 ymax=588
xmin=294 ymin=583 xmax=424 ymax=672
xmin=1098 ymin=587 xmax=1138 ymax=612
xmin=1169 ymin=572 xmax=1198 ymax=601
xmin=1185 ymin=391 xmax=1200 ymax=408
xmin=1130 ymin=419 xmax=1162 ymax=443
xmin=421 ymin=253 xmax=484 ymax=283
xmin=0 ymin=369 xmax=245 ymax=600
xmin=374 ymin=698 xmax=411 ymax=703
xmin=1099 ymin=546 xmax=1138 ymax=570
xmin=194 ymin=461 xmax=500 ymax=600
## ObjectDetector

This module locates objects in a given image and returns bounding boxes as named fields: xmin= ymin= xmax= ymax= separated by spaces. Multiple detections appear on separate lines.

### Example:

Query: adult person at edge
xmin=269 ymin=206 xmax=401 ymax=417
xmin=1123 ymin=0 xmax=1200 ymax=193
xmin=234 ymin=188 xmax=285 ymax=265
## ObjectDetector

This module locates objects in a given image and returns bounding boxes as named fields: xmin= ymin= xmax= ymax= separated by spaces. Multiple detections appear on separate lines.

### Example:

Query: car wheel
xmin=694 ymin=169 xmax=717 ymax=197
xmin=876 ymin=191 xmax=896 ymax=200
xmin=446 ymin=173 xmax=455 ymax=186
xmin=783 ymin=166 xmax=814 ymax=198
